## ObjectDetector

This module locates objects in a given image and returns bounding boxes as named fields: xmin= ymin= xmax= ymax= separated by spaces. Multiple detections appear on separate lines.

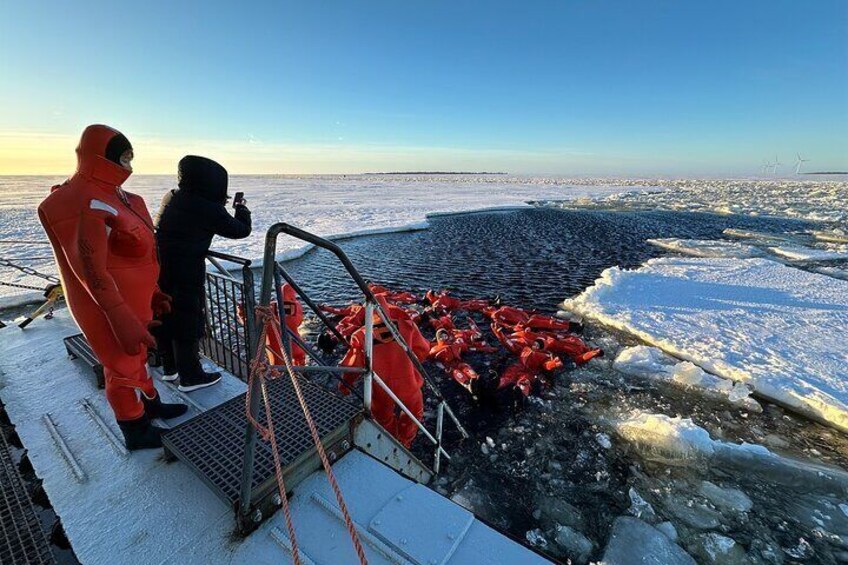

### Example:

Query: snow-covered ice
xmin=814 ymin=265 xmax=848 ymax=281
xmin=722 ymin=228 xmax=793 ymax=242
xmin=564 ymin=257 xmax=848 ymax=431
xmin=767 ymin=244 xmax=848 ymax=262
xmin=813 ymin=229 xmax=848 ymax=244
xmin=613 ymin=345 xmax=761 ymax=412
xmin=646 ymin=238 xmax=763 ymax=259
xmin=602 ymin=516 xmax=695 ymax=565
xmin=613 ymin=411 xmax=848 ymax=493
xmin=546 ymin=178 xmax=848 ymax=226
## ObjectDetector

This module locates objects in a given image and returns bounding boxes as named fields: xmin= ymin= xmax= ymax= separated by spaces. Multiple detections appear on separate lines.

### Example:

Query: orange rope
xmin=247 ymin=305 xmax=368 ymax=564
xmin=246 ymin=308 xmax=302 ymax=564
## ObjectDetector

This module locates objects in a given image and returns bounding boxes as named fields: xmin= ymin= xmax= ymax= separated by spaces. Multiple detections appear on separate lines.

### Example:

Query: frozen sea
xmin=3 ymin=174 xmax=848 ymax=563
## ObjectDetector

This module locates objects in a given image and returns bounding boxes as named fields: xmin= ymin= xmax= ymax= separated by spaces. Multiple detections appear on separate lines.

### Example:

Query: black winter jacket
xmin=155 ymin=156 xmax=251 ymax=338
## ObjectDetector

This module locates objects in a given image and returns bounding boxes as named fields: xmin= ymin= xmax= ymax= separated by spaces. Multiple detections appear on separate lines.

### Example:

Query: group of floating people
xmin=35 ymin=122 xmax=603 ymax=453
xmin=261 ymin=284 xmax=603 ymax=447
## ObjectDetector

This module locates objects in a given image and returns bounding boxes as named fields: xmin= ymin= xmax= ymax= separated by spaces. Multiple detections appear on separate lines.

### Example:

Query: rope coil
xmin=246 ymin=304 xmax=368 ymax=565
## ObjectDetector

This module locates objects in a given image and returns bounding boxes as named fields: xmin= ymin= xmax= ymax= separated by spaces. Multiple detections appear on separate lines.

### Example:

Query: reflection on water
xmin=281 ymin=209 xmax=848 ymax=563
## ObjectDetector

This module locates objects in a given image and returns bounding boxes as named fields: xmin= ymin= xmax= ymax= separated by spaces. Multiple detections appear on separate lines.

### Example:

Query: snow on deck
xmin=563 ymin=257 xmax=848 ymax=431
xmin=0 ymin=311 xmax=546 ymax=564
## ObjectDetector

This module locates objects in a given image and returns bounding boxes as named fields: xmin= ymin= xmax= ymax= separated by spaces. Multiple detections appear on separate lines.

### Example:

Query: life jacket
xmin=321 ymin=304 xmax=357 ymax=317
xmin=448 ymin=362 xmax=479 ymax=389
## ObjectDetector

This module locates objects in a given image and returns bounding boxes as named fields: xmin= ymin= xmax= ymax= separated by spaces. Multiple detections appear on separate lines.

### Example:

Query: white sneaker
xmin=161 ymin=372 xmax=179 ymax=383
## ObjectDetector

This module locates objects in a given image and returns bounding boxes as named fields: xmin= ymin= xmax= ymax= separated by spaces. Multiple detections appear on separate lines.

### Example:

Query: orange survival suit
xmin=429 ymin=330 xmax=479 ymax=391
xmin=340 ymin=298 xmax=431 ymax=447
xmin=264 ymin=283 xmax=306 ymax=366
xmin=37 ymin=125 xmax=163 ymax=423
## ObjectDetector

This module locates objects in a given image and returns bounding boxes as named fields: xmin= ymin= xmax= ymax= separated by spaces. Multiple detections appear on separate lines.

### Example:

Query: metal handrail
xmin=239 ymin=223 xmax=470 ymax=522
xmin=263 ymin=223 xmax=469 ymax=438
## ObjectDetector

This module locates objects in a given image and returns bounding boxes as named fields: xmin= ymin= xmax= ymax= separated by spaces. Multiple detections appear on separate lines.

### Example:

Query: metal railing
xmin=200 ymin=251 xmax=256 ymax=381
xmin=239 ymin=223 xmax=469 ymax=521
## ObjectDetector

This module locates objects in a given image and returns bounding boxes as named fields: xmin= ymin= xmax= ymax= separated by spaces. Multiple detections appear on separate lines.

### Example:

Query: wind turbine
xmin=772 ymin=155 xmax=781 ymax=175
xmin=761 ymin=159 xmax=769 ymax=175
xmin=794 ymin=153 xmax=809 ymax=175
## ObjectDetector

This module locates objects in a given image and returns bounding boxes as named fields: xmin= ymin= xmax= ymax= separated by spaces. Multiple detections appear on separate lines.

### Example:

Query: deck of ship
xmin=0 ymin=310 xmax=549 ymax=564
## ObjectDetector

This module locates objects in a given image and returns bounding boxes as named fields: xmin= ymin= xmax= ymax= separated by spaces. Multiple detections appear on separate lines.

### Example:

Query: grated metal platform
xmin=0 ymin=428 xmax=56 ymax=565
xmin=63 ymin=333 xmax=104 ymax=388
xmin=162 ymin=376 xmax=361 ymax=510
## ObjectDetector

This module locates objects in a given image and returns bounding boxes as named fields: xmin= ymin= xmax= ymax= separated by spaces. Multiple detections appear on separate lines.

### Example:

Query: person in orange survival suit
xmin=429 ymin=329 xmax=479 ymax=392
xmin=37 ymin=125 xmax=187 ymax=450
xmin=264 ymin=283 xmax=306 ymax=366
xmin=339 ymin=296 xmax=431 ymax=447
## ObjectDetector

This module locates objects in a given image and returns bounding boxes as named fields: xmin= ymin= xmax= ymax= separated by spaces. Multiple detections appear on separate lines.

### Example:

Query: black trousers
xmin=153 ymin=285 xmax=207 ymax=378
xmin=156 ymin=334 xmax=204 ymax=378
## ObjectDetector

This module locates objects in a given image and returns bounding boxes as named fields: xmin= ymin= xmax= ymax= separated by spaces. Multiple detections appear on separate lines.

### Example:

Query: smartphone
xmin=233 ymin=192 xmax=245 ymax=208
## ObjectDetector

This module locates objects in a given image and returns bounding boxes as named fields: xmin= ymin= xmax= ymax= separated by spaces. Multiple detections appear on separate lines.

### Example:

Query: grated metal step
xmin=0 ymin=428 xmax=56 ymax=565
xmin=63 ymin=333 xmax=104 ymax=388
xmin=162 ymin=376 xmax=361 ymax=512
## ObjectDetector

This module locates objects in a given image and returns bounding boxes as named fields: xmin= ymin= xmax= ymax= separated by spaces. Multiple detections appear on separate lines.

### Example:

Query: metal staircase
xmin=162 ymin=224 xmax=468 ymax=534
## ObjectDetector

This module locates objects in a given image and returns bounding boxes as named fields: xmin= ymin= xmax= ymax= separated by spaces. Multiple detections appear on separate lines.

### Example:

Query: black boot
xmin=142 ymin=392 xmax=188 ymax=420
xmin=178 ymin=370 xmax=222 ymax=393
xmin=117 ymin=414 xmax=165 ymax=451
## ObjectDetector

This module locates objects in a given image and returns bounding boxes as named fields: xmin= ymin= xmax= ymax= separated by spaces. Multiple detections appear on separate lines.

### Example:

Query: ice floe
xmin=646 ymin=238 xmax=763 ymax=259
xmin=602 ymin=516 xmax=696 ymax=565
xmin=722 ymin=228 xmax=793 ymax=242
xmin=613 ymin=346 xmax=761 ymax=412
xmin=813 ymin=229 xmax=848 ymax=244
xmin=546 ymin=178 xmax=848 ymax=226
xmin=767 ymin=244 xmax=848 ymax=263
xmin=564 ymin=257 xmax=848 ymax=431
xmin=613 ymin=412 xmax=848 ymax=493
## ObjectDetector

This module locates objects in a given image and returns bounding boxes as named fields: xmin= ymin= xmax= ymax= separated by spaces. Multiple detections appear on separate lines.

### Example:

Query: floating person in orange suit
xmin=340 ymin=297 xmax=431 ymax=447
xmin=429 ymin=329 xmax=480 ymax=392
xmin=262 ymin=283 xmax=307 ymax=366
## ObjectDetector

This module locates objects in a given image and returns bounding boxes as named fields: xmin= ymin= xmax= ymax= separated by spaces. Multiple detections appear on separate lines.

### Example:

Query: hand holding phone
xmin=233 ymin=191 xmax=245 ymax=208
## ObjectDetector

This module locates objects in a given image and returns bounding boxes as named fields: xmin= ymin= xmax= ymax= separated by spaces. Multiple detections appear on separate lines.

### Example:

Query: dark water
xmin=278 ymin=209 xmax=848 ymax=563
xmin=282 ymin=207 xmax=814 ymax=309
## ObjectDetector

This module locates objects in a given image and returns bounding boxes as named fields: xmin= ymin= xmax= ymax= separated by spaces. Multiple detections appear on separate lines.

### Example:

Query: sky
xmin=0 ymin=1 xmax=846 ymax=176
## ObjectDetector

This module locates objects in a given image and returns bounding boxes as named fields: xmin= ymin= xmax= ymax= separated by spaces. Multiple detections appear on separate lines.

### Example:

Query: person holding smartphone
xmin=153 ymin=156 xmax=251 ymax=391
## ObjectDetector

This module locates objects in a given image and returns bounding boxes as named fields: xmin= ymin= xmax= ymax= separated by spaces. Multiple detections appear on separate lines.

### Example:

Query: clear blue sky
xmin=1 ymin=1 xmax=846 ymax=175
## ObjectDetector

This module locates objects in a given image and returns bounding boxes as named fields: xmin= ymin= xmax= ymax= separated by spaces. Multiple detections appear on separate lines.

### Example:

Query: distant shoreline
xmin=804 ymin=171 xmax=848 ymax=175
xmin=365 ymin=171 xmax=508 ymax=175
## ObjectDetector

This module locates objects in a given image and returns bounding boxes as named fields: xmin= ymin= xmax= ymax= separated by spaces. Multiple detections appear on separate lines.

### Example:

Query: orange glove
xmin=105 ymin=302 xmax=156 ymax=355
xmin=152 ymin=289 xmax=172 ymax=318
